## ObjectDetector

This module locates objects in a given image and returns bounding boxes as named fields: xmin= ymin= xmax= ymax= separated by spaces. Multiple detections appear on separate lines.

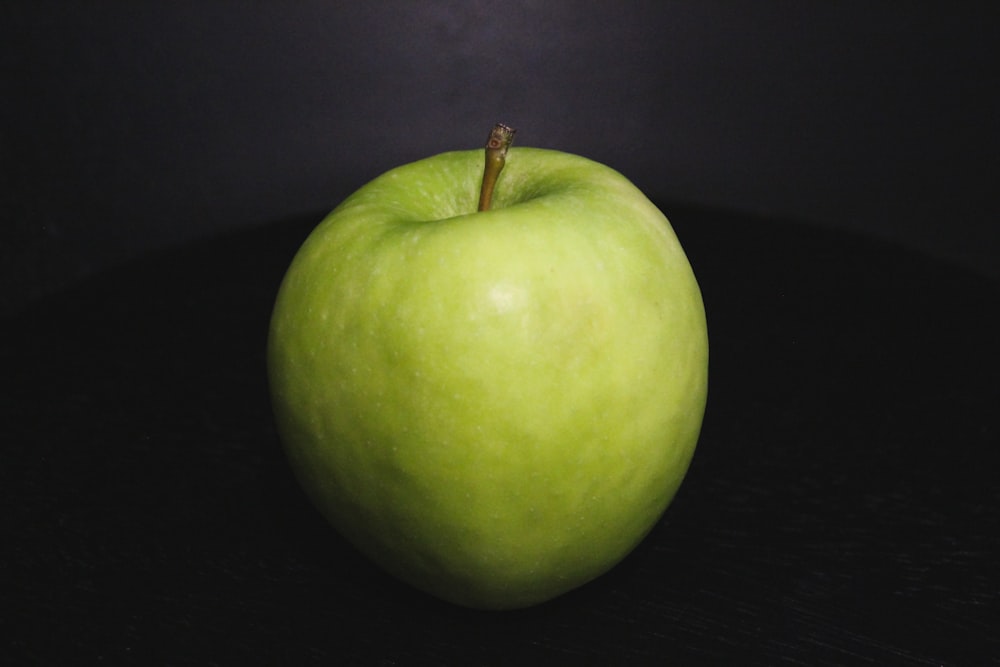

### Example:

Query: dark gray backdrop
xmin=3 ymin=2 xmax=998 ymax=311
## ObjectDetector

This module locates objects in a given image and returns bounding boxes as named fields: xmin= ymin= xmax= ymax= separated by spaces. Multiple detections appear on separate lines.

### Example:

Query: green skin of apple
xmin=267 ymin=146 xmax=708 ymax=610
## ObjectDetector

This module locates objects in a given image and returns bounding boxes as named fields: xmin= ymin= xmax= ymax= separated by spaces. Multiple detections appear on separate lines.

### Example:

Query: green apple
xmin=267 ymin=126 xmax=708 ymax=610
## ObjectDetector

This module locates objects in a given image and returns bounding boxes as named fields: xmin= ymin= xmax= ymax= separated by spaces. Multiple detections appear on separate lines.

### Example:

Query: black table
xmin=4 ymin=204 xmax=998 ymax=664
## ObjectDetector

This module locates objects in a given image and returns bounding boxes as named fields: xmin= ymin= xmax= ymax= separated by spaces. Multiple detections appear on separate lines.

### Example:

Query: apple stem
xmin=478 ymin=123 xmax=516 ymax=212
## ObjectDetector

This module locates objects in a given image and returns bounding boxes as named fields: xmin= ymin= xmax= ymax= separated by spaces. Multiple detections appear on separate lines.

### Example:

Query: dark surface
xmin=3 ymin=204 xmax=998 ymax=665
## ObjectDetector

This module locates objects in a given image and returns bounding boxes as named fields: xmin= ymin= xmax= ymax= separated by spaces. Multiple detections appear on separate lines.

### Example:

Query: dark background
xmin=3 ymin=1 xmax=998 ymax=313
xmin=4 ymin=3 xmax=1000 ymax=664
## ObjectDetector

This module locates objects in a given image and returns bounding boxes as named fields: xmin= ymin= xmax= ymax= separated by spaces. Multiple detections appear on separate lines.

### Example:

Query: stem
xmin=478 ymin=123 xmax=516 ymax=212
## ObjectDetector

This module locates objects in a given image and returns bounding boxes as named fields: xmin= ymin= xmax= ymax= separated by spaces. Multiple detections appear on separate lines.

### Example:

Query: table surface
xmin=3 ymin=204 xmax=998 ymax=665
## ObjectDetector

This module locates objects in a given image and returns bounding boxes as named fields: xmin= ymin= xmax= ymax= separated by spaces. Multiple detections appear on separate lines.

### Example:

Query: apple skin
xmin=267 ymin=146 xmax=708 ymax=610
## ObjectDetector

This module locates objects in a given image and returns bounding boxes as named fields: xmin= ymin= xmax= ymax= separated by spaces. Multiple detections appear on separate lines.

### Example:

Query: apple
xmin=267 ymin=124 xmax=708 ymax=610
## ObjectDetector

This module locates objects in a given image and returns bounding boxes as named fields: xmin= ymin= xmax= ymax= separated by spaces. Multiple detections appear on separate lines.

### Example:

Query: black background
xmin=4 ymin=3 xmax=999 ymax=665
xmin=3 ymin=2 xmax=999 ymax=311
xmin=5 ymin=205 xmax=998 ymax=664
